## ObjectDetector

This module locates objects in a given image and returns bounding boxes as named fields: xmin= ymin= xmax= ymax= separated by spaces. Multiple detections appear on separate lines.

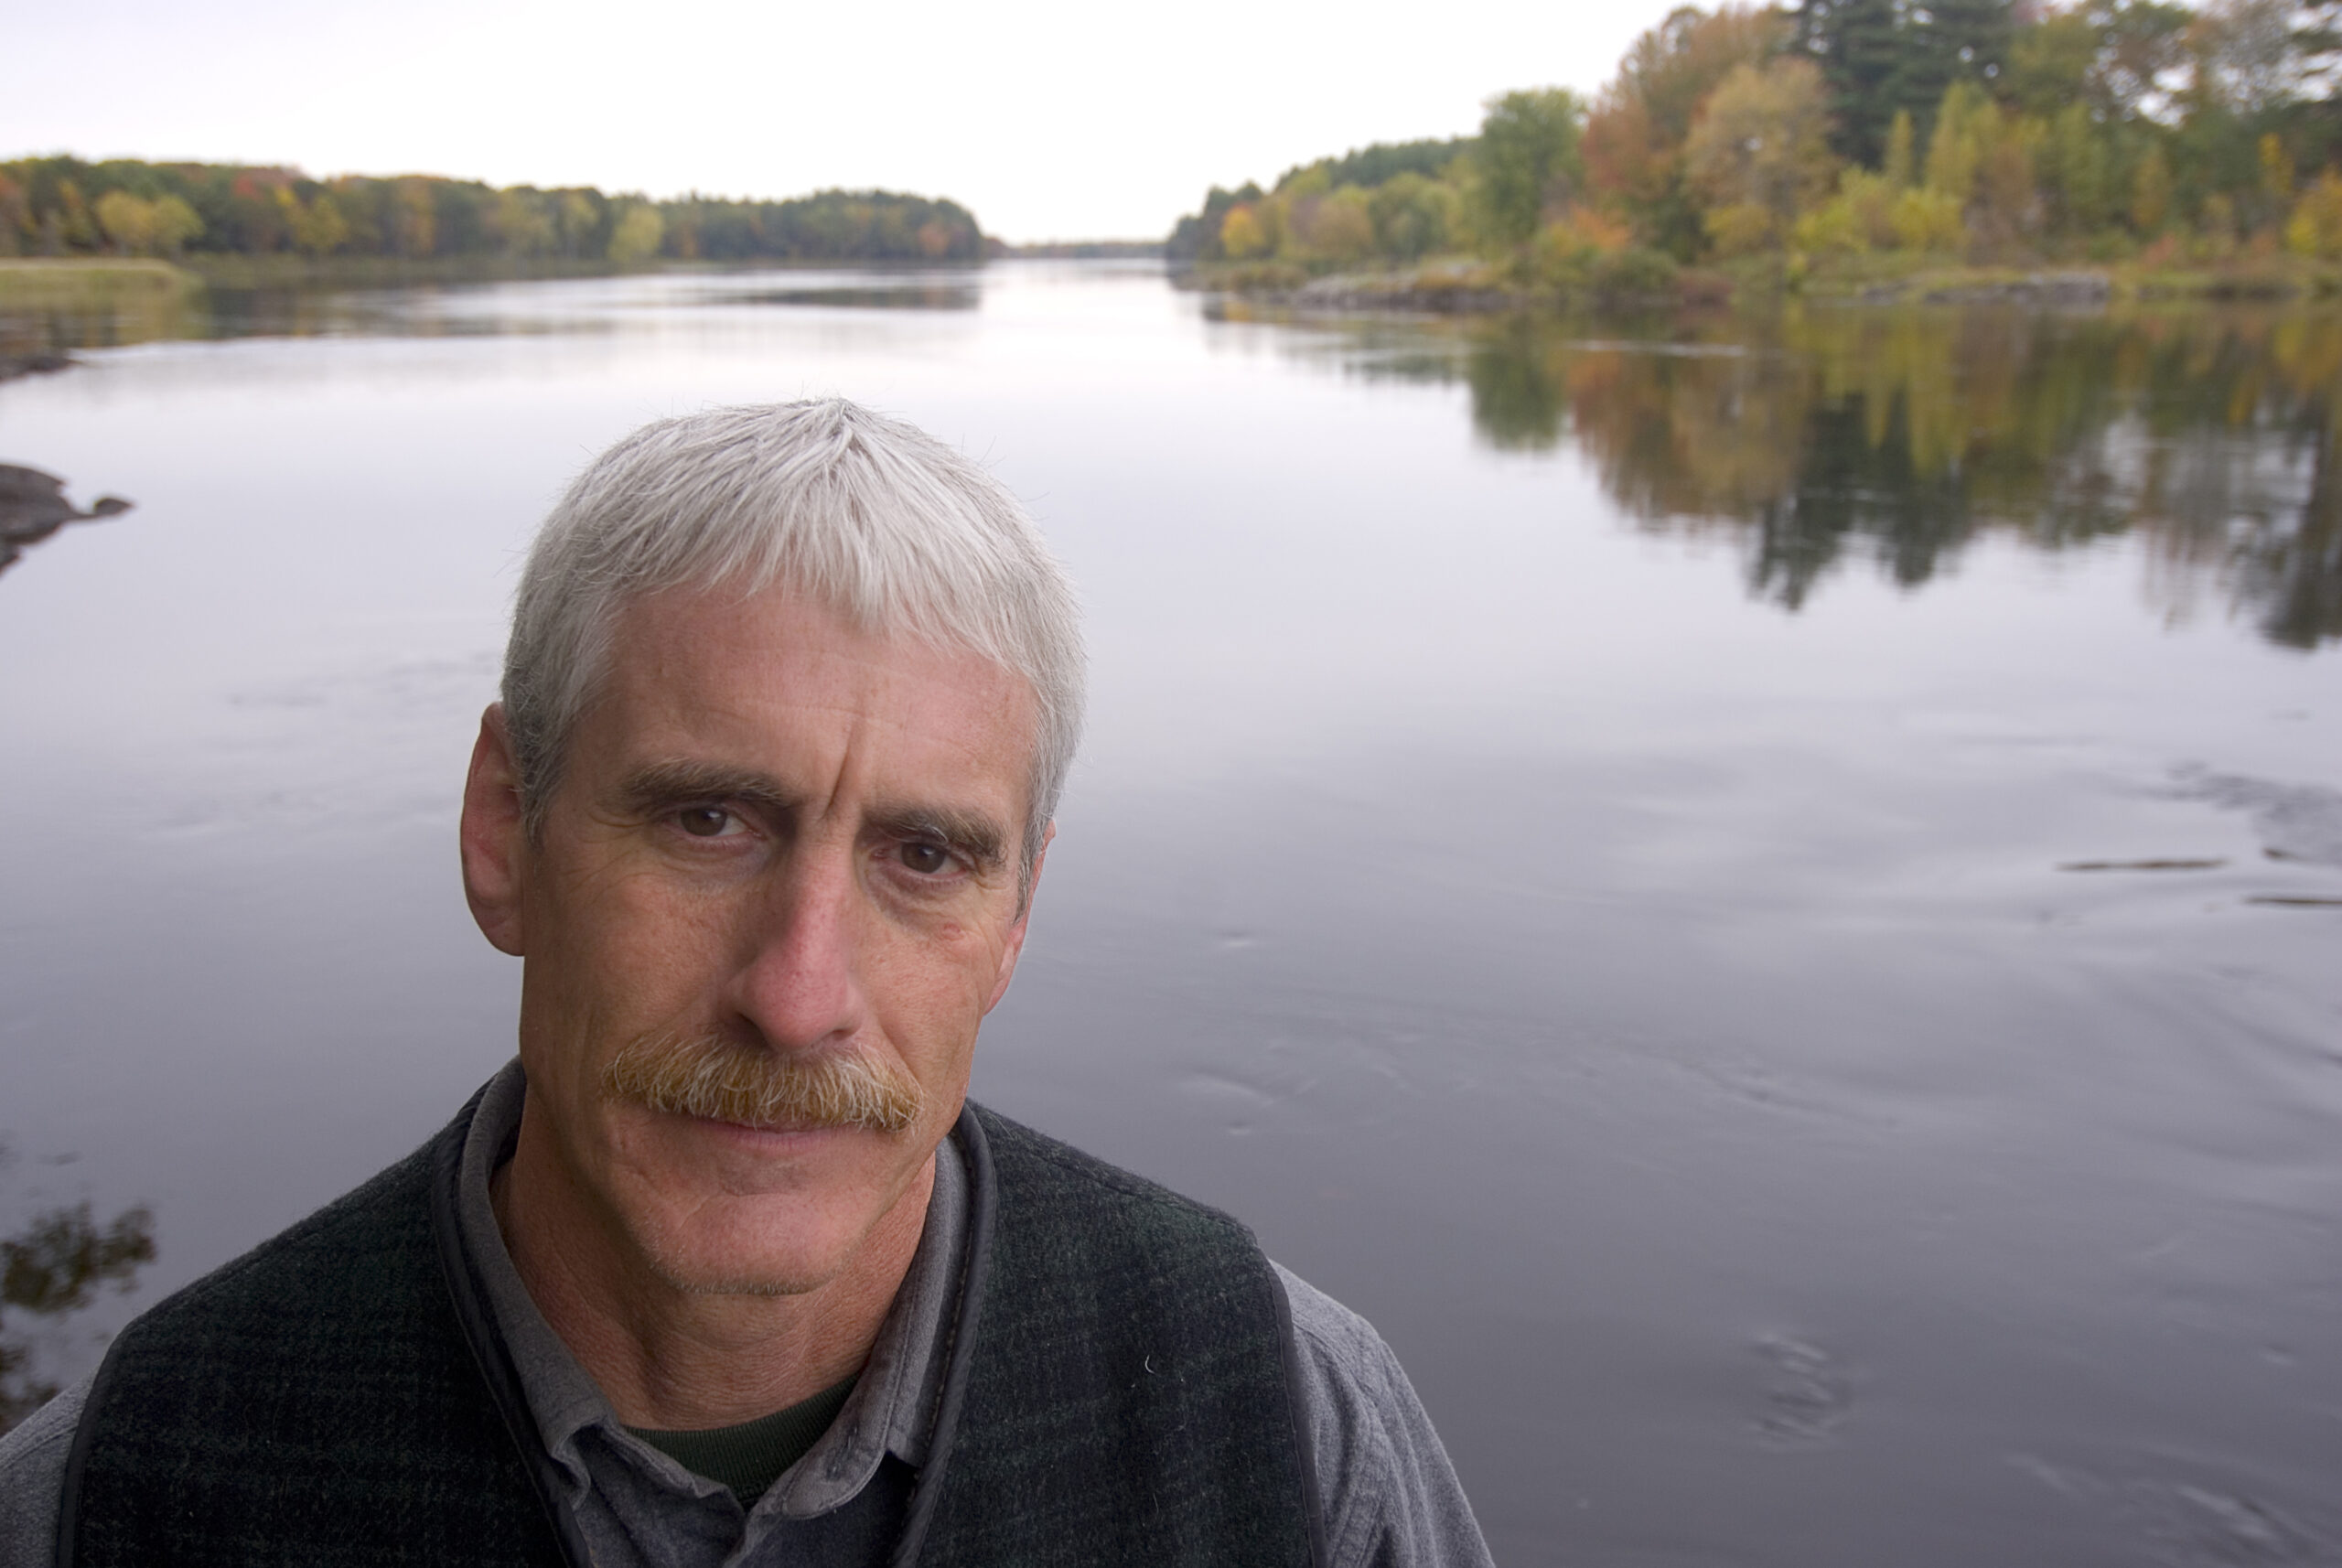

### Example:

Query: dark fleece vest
xmin=57 ymin=1093 xmax=1327 ymax=1568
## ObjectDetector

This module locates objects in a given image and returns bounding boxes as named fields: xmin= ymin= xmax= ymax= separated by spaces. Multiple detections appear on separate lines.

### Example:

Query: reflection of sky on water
xmin=0 ymin=263 xmax=2337 ymax=1563
xmin=5 ymin=265 xmax=989 ymax=352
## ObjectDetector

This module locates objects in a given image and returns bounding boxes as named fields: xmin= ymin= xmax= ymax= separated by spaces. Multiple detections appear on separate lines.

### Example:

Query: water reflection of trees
xmin=0 ymin=270 xmax=981 ymax=357
xmin=1339 ymin=307 xmax=2342 ymax=650
xmin=0 ymin=1161 xmax=156 ymax=1432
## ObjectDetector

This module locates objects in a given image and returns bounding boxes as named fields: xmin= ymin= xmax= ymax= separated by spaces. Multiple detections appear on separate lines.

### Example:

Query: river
xmin=3 ymin=261 xmax=2337 ymax=1565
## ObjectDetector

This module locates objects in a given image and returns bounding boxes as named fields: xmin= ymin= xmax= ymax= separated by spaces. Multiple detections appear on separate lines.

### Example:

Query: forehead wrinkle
xmin=602 ymin=584 xmax=1036 ymax=845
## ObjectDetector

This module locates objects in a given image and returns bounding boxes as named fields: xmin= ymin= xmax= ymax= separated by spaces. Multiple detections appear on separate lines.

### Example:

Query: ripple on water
xmin=2170 ymin=768 xmax=2342 ymax=869
xmin=2010 ymin=1453 xmax=2342 ymax=1567
xmin=1748 ymin=1334 xmax=1857 ymax=1448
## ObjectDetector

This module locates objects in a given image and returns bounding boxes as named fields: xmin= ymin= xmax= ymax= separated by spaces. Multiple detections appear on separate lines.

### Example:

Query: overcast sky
xmin=9 ymin=0 xmax=1694 ymax=243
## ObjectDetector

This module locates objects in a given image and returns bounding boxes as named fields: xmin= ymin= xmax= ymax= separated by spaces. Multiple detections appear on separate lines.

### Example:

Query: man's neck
xmin=490 ymin=1118 xmax=933 ymax=1431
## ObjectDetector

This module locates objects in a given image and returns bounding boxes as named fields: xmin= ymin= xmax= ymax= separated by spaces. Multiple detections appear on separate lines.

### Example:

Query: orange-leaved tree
xmin=1583 ymin=5 xmax=1788 ymax=259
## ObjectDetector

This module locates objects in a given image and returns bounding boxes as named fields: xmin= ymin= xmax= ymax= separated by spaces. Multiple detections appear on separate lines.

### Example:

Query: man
xmin=0 ymin=401 xmax=1490 ymax=1566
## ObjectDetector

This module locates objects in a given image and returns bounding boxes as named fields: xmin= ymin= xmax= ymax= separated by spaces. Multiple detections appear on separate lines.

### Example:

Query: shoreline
xmin=1173 ymin=255 xmax=2342 ymax=314
xmin=0 ymin=253 xmax=997 ymax=297
xmin=0 ymin=257 xmax=196 ymax=303
xmin=10 ymin=253 xmax=2342 ymax=330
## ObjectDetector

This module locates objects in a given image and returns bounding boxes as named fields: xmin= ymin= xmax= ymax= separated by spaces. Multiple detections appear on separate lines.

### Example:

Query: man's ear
xmin=459 ymin=703 xmax=530 ymax=957
xmin=985 ymin=822 xmax=1053 ymax=1013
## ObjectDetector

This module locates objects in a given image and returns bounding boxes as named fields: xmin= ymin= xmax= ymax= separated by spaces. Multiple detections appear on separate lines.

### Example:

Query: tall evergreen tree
xmin=1797 ymin=0 xmax=1915 ymax=166
xmin=1798 ymin=0 xmax=2013 ymax=168
xmin=1928 ymin=0 xmax=2015 ymax=83
xmin=1903 ymin=0 xmax=2014 ymax=130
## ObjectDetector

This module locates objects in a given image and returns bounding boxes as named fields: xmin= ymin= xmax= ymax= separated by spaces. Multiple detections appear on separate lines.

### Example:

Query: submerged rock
xmin=0 ymin=464 xmax=133 ymax=575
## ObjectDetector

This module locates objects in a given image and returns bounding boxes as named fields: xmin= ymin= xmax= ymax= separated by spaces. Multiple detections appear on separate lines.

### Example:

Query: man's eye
xmin=897 ymin=840 xmax=952 ymax=875
xmin=677 ymin=806 xmax=735 ymax=838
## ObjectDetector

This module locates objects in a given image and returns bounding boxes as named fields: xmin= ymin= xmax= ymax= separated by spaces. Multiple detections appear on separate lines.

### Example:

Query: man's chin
xmin=606 ymin=1124 xmax=923 ymax=1296
xmin=645 ymin=1186 xmax=911 ymax=1297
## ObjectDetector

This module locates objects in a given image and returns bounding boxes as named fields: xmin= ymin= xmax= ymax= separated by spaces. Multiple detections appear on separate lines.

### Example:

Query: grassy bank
xmin=1178 ymin=254 xmax=1722 ymax=314
xmin=177 ymin=253 xmax=992 ymax=289
xmin=0 ymin=260 xmax=199 ymax=356
xmin=5 ymin=253 xmax=994 ymax=300
xmin=1179 ymin=249 xmax=2342 ymax=314
xmin=0 ymin=258 xmax=197 ymax=305
xmin=1791 ymin=250 xmax=2342 ymax=304
xmin=177 ymin=253 xmax=637 ymax=289
xmin=0 ymin=254 xmax=617 ymax=304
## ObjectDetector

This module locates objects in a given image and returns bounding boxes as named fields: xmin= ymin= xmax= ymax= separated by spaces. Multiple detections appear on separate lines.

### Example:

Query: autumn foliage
xmin=0 ymin=159 xmax=985 ymax=266
xmin=1170 ymin=1 xmax=2342 ymax=283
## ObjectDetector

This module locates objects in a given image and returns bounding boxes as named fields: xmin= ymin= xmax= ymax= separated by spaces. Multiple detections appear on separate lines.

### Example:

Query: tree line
xmin=1169 ymin=0 xmax=2342 ymax=285
xmin=0 ymin=158 xmax=985 ymax=265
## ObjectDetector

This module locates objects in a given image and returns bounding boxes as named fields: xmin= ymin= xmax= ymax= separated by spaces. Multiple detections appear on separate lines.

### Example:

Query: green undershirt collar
xmin=627 ymin=1374 xmax=859 ymax=1505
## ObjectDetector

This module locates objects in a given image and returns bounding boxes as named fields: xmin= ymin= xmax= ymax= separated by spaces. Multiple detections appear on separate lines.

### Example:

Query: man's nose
xmin=725 ymin=848 xmax=867 ymax=1053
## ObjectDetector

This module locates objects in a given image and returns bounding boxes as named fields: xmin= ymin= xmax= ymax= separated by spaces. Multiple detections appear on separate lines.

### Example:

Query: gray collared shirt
xmin=2 ymin=1061 xmax=1494 ymax=1568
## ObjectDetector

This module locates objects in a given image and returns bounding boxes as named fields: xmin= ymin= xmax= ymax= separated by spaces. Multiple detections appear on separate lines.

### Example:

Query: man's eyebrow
xmin=617 ymin=767 xmax=1010 ymax=867
xmin=616 ymin=760 xmax=799 ymax=818
xmin=867 ymin=802 xmax=1010 ymax=872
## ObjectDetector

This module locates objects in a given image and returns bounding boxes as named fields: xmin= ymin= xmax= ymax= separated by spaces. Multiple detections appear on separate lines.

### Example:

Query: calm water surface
xmin=3 ymin=263 xmax=2338 ymax=1565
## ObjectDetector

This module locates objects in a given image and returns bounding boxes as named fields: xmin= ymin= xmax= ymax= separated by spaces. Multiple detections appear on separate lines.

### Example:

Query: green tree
xmin=391 ymin=177 xmax=436 ymax=256
xmin=2042 ymin=102 xmax=2115 ymax=234
xmin=2285 ymin=169 xmax=2342 ymax=255
xmin=1797 ymin=0 xmax=1910 ymax=165
xmin=607 ymin=201 xmax=665 ymax=263
xmin=2007 ymin=7 xmax=2104 ymax=116
xmin=1798 ymin=0 xmax=2014 ymax=166
xmin=92 ymin=190 xmax=158 ymax=254
xmin=1890 ymin=184 xmax=1970 ymax=249
xmin=1219 ymin=205 xmax=1270 ymax=260
xmin=89 ymin=187 xmax=200 ymax=257
xmin=2131 ymin=141 xmax=2174 ymax=231
xmin=493 ymin=188 xmax=557 ymax=258
xmin=1470 ymin=88 xmax=1585 ymax=250
xmin=558 ymin=190 xmax=604 ymax=258
xmin=2261 ymin=130 xmax=2296 ymax=203
xmin=1923 ymin=80 xmax=1993 ymax=207
xmin=56 ymin=180 xmax=100 ymax=251
xmin=1914 ymin=0 xmax=2016 ymax=108
xmin=1884 ymin=108 xmax=1918 ymax=188
xmin=150 ymin=195 xmax=201 ymax=256
xmin=1289 ymin=187 xmax=1376 ymax=263
xmin=1684 ymin=56 xmax=1840 ymax=248
xmin=274 ymin=187 xmax=347 ymax=258
xmin=0 ymin=156 xmax=987 ymax=264
xmin=1795 ymin=166 xmax=1906 ymax=252
xmin=0 ymin=173 xmax=26 ymax=257
xmin=1368 ymin=173 xmax=1458 ymax=261
xmin=1276 ymin=139 xmax=1471 ymax=194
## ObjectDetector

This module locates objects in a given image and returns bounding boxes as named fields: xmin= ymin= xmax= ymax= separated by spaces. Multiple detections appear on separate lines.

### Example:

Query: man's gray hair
xmin=502 ymin=400 xmax=1084 ymax=872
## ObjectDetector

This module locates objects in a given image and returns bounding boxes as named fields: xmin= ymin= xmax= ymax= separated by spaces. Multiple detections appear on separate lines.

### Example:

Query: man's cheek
xmin=596 ymin=887 xmax=736 ymax=989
